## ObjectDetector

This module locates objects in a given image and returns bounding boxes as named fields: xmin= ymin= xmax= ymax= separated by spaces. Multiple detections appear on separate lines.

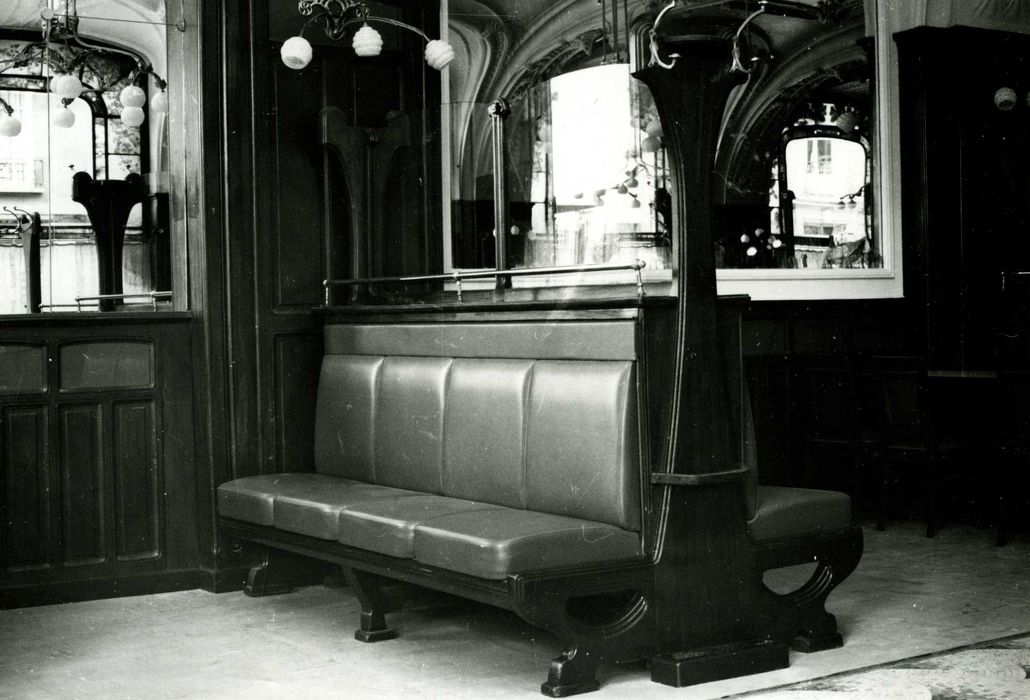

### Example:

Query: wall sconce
xmin=0 ymin=2 xmax=169 ymax=136
xmin=280 ymin=0 xmax=454 ymax=72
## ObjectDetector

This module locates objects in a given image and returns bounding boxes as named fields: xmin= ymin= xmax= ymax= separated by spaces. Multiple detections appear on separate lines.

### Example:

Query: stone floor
xmin=0 ymin=521 xmax=1028 ymax=700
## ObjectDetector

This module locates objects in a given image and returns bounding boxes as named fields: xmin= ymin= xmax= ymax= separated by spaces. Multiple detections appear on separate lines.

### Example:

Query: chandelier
xmin=0 ymin=0 xmax=168 ymax=137
xmin=279 ymin=0 xmax=455 ymax=72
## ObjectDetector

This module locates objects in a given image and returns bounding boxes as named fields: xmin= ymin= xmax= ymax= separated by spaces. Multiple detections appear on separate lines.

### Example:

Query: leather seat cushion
xmin=749 ymin=485 xmax=852 ymax=542
xmin=336 ymin=494 xmax=505 ymax=558
xmin=217 ymin=474 xmax=414 ymax=539
xmin=413 ymin=509 xmax=641 ymax=580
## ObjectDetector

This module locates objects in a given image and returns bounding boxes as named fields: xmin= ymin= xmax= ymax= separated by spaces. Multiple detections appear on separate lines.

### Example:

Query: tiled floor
xmin=1 ymin=522 xmax=1027 ymax=699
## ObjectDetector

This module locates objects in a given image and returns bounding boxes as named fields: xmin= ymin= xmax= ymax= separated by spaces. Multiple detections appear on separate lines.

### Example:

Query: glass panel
xmin=1 ymin=0 xmax=177 ymax=314
xmin=448 ymin=65 xmax=671 ymax=274
xmin=784 ymin=136 xmax=871 ymax=269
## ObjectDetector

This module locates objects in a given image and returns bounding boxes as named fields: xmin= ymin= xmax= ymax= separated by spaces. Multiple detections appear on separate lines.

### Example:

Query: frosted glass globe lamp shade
xmin=54 ymin=74 xmax=84 ymax=100
xmin=281 ymin=36 xmax=313 ymax=69
xmin=835 ymin=110 xmax=859 ymax=133
xmin=53 ymin=106 xmax=75 ymax=128
xmin=424 ymin=40 xmax=455 ymax=70
xmin=121 ymin=106 xmax=146 ymax=127
xmin=0 ymin=115 xmax=22 ymax=137
xmin=120 ymin=85 xmax=146 ymax=108
xmin=353 ymin=24 xmax=383 ymax=57
xmin=150 ymin=90 xmax=169 ymax=114
xmin=995 ymin=87 xmax=1017 ymax=111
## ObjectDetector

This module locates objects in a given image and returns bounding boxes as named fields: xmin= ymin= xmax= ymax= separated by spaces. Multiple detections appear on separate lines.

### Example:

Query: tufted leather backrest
xmin=313 ymin=322 xmax=641 ymax=530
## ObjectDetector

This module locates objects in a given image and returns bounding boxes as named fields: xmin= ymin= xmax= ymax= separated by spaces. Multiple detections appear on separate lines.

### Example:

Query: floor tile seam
xmin=721 ymin=629 xmax=1030 ymax=699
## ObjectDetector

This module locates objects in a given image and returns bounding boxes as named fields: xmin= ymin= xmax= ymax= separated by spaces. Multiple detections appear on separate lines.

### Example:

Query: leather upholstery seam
xmin=521 ymin=361 xmax=535 ymax=511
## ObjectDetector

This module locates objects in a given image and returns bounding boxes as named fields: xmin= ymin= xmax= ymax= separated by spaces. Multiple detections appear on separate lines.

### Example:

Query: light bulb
xmin=630 ymin=198 xmax=642 ymax=209
xmin=120 ymin=85 xmax=146 ymax=108
xmin=353 ymin=24 xmax=383 ymax=57
xmin=0 ymin=115 xmax=22 ymax=137
xmin=617 ymin=184 xmax=628 ymax=195
xmin=645 ymin=120 xmax=663 ymax=138
xmin=53 ymin=106 xmax=75 ymax=129
xmin=280 ymin=35 xmax=313 ymax=69
xmin=424 ymin=39 xmax=455 ymax=70
xmin=121 ymin=105 xmax=145 ymax=127
xmin=150 ymin=90 xmax=168 ymax=114
xmin=746 ymin=246 xmax=758 ymax=257
xmin=771 ymin=237 xmax=782 ymax=249
xmin=55 ymin=74 xmax=83 ymax=100
xmin=740 ymin=233 xmax=750 ymax=244
xmin=626 ymin=177 xmax=638 ymax=188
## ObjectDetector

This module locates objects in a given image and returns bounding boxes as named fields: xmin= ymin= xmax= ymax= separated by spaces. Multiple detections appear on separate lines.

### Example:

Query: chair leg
xmin=540 ymin=643 xmax=601 ymax=697
xmin=343 ymin=568 xmax=398 ymax=642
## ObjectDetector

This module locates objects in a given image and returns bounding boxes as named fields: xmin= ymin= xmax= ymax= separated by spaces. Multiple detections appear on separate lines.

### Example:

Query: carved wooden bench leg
xmin=244 ymin=548 xmax=295 ymax=597
xmin=344 ymin=568 xmax=398 ymax=643
xmin=792 ymin=608 xmax=843 ymax=653
xmin=243 ymin=546 xmax=334 ymax=597
xmin=540 ymin=644 xmax=601 ymax=698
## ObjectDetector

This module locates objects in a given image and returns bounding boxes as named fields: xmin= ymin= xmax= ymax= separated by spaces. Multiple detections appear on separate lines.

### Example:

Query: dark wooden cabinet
xmin=0 ymin=316 xmax=201 ymax=607
xmin=898 ymin=26 xmax=1030 ymax=371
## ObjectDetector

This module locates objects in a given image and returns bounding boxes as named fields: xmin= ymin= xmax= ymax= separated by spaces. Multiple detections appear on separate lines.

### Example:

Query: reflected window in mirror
xmin=718 ymin=97 xmax=879 ymax=271
xmin=0 ymin=1 xmax=176 ymax=314
xmin=449 ymin=63 xmax=672 ymax=274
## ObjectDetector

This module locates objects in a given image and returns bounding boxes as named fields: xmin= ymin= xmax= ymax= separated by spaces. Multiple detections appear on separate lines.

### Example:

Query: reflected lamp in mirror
xmin=718 ymin=98 xmax=879 ymax=272
xmin=280 ymin=0 xmax=454 ymax=72
xmin=0 ymin=2 xmax=168 ymax=136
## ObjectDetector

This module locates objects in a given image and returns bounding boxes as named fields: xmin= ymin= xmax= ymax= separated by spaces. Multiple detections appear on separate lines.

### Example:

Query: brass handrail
xmin=323 ymin=260 xmax=648 ymax=305
xmin=69 ymin=291 xmax=172 ymax=310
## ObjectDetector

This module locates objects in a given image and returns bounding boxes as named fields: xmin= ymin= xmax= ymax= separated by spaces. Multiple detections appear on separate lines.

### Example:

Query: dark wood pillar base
xmin=650 ymin=638 xmax=788 ymax=688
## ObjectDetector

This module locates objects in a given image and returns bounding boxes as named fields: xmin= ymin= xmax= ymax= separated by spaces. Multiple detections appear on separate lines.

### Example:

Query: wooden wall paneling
xmin=187 ymin=0 xmax=238 ymax=577
xmin=112 ymin=401 xmax=160 ymax=561
xmin=1 ymin=404 xmax=51 ymax=573
xmin=223 ymin=0 xmax=262 ymax=481
xmin=0 ymin=344 xmax=47 ymax=394
xmin=58 ymin=341 xmax=155 ymax=392
xmin=157 ymin=323 xmax=200 ymax=572
xmin=58 ymin=403 xmax=105 ymax=567
xmin=273 ymin=333 xmax=323 ymax=474
xmin=898 ymin=26 xmax=1030 ymax=371
xmin=272 ymin=57 xmax=328 ymax=308
xmin=0 ymin=316 xmax=201 ymax=606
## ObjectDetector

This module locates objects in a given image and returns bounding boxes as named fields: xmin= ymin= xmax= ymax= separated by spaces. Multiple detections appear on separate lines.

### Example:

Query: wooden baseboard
xmin=0 ymin=569 xmax=210 ymax=610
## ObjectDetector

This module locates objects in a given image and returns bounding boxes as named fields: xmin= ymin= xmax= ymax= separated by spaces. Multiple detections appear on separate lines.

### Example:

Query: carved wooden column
xmin=636 ymin=32 xmax=787 ymax=684
xmin=20 ymin=212 xmax=42 ymax=313
xmin=635 ymin=33 xmax=745 ymax=482
xmin=72 ymin=172 xmax=146 ymax=311
xmin=322 ymin=108 xmax=410 ymax=303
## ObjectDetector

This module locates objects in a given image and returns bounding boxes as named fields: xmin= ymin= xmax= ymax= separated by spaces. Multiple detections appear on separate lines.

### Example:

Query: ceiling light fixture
xmin=0 ymin=1 xmax=169 ymax=135
xmin=280 ymin=0 xmax=454 ymax=72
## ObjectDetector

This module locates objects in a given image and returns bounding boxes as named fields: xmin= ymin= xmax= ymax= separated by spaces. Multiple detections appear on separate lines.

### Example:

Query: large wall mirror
xmin=441 ymin=0 xmax=901 ymax=299
xmin=443 ymin=1 xmax=672 ymax=285
xmin=0 ymin=0 xmax=185 ymax=314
